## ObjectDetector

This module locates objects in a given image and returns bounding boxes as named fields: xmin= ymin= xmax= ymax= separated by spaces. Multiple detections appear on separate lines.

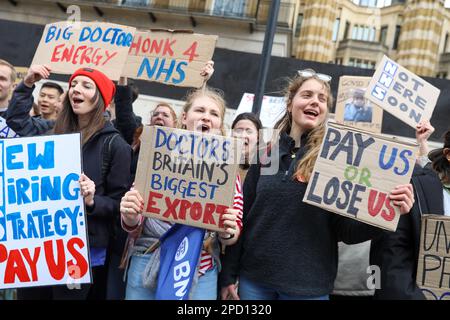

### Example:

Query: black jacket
xmin=372 ymin=165 xmax=445 ymax=299
xmin=219 ymin=132 xmax=383 ymax=297
xmin=6 ymin=81 xmax=132 ymax=248
xmin=112 ymin=85 xmax=138 ymax=146
xmin=6 ymin=82 xmax=55 ymax=136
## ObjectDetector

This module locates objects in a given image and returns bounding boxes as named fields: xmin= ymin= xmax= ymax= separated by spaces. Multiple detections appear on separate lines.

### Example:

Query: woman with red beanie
xmin=9 ymin=65 xmax=132 ymax=300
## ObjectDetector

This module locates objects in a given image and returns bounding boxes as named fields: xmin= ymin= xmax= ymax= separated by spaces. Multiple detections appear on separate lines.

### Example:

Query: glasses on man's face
xmin=297 ymin=69 xmax=332 ymax=83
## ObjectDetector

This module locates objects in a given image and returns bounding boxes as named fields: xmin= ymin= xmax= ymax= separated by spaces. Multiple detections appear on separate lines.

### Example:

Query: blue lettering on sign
xmin=137 ymin=58 xmax=188 ymax=85
xmin=5 ymin=206 xmax=81 ymax=240
xmin=371 ymin=85 xmax=386 ymax=101
xmin=378 ymin=72 xmax=394 ymax=88
xmin=7 ymin=173 xmax=80 ymax=205
xmin=383 ymin=60 xmax=398 ymax=77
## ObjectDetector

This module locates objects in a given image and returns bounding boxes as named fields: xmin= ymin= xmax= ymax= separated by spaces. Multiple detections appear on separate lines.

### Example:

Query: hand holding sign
xmin=79 ymin=173 xmax=95 ymax=207
xmin=120 ymin=188 xmax=144 ymax=228
xmin=218 ymin=208 xmax=240 ymax=245
xmin=24 ymin=65 xmax=51 ymax=88
xmin=389 ymin=183 xmax=414 ymax=214
xmin=200 ymin=60 xmax=214 ymax=82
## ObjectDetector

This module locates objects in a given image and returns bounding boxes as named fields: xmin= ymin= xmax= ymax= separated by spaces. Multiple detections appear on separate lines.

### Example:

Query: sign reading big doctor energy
xmin=0 ymin=134 xmax=91 ymax=289
xmin=31 ymin=21 xmax=136 ymax=80
xmin=365 ymin=55 xmax=440 ymax=129
xmin=135 ymin=126 xmax=242 ymax=232
xmin=304 ymin=122 xmax=417 ymax=231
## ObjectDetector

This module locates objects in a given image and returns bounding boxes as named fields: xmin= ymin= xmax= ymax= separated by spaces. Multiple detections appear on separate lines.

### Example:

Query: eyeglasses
xmin=297 ymin=69 xmax=332 ymax=83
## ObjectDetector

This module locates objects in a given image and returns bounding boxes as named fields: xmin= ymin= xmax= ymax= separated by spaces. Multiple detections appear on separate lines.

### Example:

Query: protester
xmin=9 ymin=64 xmax=132 ymax=299
xmin=0 ymin=59 xmax=17 ymax=118
xmin=219 ymin=69 xmax=414 ymax=300
xmin=119 ymin=82 xmax=244 ymax=300
xmin=373 ymin=125 xmax=449 ymax=300
xmin=231 ymin=112 xmax=262 ymax=181
xmin=36 ymin=81 xmax=63 ymax=120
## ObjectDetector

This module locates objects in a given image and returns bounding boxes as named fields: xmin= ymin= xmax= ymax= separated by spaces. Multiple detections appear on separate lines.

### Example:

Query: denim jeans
xmin=238 ymin=275 xmax=329 ymax=300
xmin=125 ymin=252 xmax=218 ymax=300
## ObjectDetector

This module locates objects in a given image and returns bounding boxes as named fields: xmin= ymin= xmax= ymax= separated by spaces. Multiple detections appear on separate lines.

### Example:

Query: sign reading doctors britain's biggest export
xmin=31 ymin=21 xmax=136 ymax=80
xmin=303 ymin=122 xmax=417 ymax=231
xmin=0 ymin=133 xmax=91 ymax=289
xmin=135 ymin=126 xmax=242 ymax=232
xmin=365 ymin=55 xmax=440 ymax=129
xmin=123 ymin=30 xmax=217 ymax=88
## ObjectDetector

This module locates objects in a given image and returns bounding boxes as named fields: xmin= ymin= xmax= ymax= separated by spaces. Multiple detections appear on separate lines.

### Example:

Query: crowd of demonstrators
xmin=6 ymin=64 xmax=132 ymax=299
xmin=1 ymin=53 xmax=448 ymax=301
xmin=219 ymin=69 xmax=414 ymax=300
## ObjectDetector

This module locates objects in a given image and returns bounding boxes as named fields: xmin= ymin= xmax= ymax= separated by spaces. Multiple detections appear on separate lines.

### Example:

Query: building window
xmin=332 ymin=18 xmax=340 ymax=42
xmin=437 ymin=72 xmax=448 ymax=79
xmin=213 ymin=0 xmax=245 ymax=17
xmin=380 ymin=25 xmax=388 ymax=45
xmin=347 ymin=58 xmax=376 ymax=69
xmin=393 ymin=25 xmax=401 ymax=49
xmin=295 ymin=13 xmax=303 ymax=37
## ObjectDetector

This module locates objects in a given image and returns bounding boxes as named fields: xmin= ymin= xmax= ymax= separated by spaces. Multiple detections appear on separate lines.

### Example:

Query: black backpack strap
xmin=101 ymin=133 xmax=120 ymax=191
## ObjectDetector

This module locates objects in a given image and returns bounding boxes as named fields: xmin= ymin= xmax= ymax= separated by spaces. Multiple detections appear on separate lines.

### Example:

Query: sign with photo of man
xmin=335 ymin=76 xmax=383 ymax=134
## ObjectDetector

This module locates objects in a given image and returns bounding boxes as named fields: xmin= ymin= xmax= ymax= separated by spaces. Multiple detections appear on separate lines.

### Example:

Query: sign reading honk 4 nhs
xmin=365 ymin=55 xmax=440 ymax=129
xmin=304 ymin=122 xmax=417 ymax=231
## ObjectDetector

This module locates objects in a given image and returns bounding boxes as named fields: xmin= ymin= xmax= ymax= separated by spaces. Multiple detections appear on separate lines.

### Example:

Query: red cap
xmin=69 ymin=68 xmax=115 ymax=109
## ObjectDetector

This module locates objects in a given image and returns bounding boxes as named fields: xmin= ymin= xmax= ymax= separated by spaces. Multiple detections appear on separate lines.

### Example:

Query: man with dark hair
xmin=0 ymin=59 xmax=17 ymax=117
xmin=37 ymin=82 xmax=64 ymax=120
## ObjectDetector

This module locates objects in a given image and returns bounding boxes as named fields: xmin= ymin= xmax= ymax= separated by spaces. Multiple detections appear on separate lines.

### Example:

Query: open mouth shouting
xmin=303 ymin=108 xmax=319 ymax=120
xmin=71 ymin=96 xmax=85 ymax=106
xmin=197 ymin=123 xmax=211 ymax=133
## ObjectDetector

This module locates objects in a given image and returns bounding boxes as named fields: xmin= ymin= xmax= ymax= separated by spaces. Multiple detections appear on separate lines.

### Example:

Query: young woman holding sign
xmin=119 ymin=83 xmax=243 ymax=300
xmin=219 ymin=69 xmax=415 ymax=300
xmin=12 ymin=65 xmax=132 ymax=300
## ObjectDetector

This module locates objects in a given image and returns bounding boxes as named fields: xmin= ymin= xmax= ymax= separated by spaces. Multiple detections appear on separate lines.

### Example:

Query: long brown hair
xmin=53 ymin=88 xmax=106 ymax=145
xmin=273 ymin=73 xmax=333 ymax=182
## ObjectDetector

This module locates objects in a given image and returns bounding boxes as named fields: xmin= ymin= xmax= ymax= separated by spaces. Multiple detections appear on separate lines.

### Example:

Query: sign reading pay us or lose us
xmin=134 ymin=126 xmax=242 ymax=232
xmin=31 ymin=21 xmax=136 ymax=80
xmin=0 ymin=133 xmax=91 ymax=289
xmin=365 ymin=55 xmax=440 ymax=129
xmin=303 ymin=122 xmax=417 ymax=231
xmin=123 ymin=30 xmax=217 ymax=88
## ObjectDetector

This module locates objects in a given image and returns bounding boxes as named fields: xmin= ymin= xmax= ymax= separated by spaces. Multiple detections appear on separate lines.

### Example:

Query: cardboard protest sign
xmin=303 ymin=122 xmax=417 ymax=231
xmin=235 ymin=93 xmax=285 ymax=128
xmin=0 ymin=133 xmax=91 ymax=289
xmin=334 ymin=76 xmax=383 ymax=134
xmin=416 ymin=215 xmax=450 ymax=300
xmin=135 ymin=126 xmax=242 ymax=232
xmin=31 ymin=21 xmax=136 ymax=80
xmin=365 ymin=55 xmax=440 ymax=129
xmin=0 ymin=117 xmax=19 ymax=138
xmin=123 ymin=30 xmax=217 ymax=87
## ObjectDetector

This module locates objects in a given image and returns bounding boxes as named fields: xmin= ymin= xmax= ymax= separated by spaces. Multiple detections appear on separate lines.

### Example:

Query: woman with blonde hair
xmin=119 ymin=63 xmax=244 ymax=300
xmin=219 ymin=69 xmax=415 ymax=300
